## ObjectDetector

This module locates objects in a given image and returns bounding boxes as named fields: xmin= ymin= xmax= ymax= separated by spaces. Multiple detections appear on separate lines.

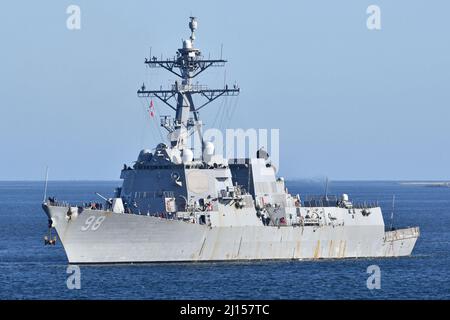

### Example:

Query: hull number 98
xmin=81 ymin=216 xmax=105 ymax=231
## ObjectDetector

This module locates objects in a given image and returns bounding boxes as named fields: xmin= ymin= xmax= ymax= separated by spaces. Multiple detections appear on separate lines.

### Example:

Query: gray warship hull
xmin=44 ymin=204 xmax=419 ymax=264
xmin=41 ymin=17 xmax=420 ymax=264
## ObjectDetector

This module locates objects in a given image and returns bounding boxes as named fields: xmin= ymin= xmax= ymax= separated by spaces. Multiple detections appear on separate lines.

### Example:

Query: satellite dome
xmin=203 ymin=141 xmax=215 ymax=163
xmin=203 ymin=141 xmax=214 ymax=155
xmin=137 ymin=149 xmax=152 ymax=162
xmin=181 ymin=148 xmax=194 ymax=163
xmin=183 ymin=39 xmax=192 ymax=49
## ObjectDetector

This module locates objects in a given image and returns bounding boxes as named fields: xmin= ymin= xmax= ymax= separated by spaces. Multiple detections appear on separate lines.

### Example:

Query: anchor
xmin=44 ymin=218 xmax=57 ymax=246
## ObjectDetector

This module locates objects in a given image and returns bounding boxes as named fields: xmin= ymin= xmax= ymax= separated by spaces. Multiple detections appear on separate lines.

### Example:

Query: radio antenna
xmin=43 ymin=166 xmax=49 ymax=203
xmin=324 ymin=177 xmax=329 ymax=201
xmin=389 ymin=195 xmax=395 ymax=230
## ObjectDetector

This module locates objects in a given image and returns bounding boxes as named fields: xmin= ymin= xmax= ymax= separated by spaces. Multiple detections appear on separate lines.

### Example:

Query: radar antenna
xmin=137 ymin=17 xmax=240 ymax=150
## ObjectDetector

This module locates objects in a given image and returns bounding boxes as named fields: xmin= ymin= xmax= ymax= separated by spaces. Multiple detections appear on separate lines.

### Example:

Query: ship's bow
xmin=383 ymin=227 xmax=420 ymax=257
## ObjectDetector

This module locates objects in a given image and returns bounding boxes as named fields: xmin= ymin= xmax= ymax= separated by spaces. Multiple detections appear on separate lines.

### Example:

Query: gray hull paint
xmin=41 ymin=18 xmax=420 ymax=264
xmin=45 ymin=205 xmax=419 ymax=264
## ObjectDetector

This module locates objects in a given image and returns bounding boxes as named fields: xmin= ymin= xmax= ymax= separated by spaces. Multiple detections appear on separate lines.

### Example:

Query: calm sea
xmin=0 ymin=181 xmax=448 ymax=299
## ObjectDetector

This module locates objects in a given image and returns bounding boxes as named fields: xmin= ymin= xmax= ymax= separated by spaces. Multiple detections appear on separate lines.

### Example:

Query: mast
xmin=389 ymin=194 xmax=395 ymax=230
xmin=137 ymin=17 xmax=239 ymax=151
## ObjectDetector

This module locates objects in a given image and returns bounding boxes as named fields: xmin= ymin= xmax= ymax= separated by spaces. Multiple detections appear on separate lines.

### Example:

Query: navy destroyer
xmin=42 ymin=17 xmax=419 ymax=263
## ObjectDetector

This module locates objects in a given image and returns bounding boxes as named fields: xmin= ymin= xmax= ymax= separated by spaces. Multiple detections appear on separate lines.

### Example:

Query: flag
xmin=149 ymin=100 xmax=154 ymax=118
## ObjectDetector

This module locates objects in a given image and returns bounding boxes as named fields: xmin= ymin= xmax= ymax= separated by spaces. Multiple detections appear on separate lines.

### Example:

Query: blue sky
xmin=1 ymin=0 xmax=449 ymax=180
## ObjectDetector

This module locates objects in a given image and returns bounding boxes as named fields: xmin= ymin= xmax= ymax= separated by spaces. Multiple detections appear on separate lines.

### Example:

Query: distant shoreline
xmin=400 ymin=182 xmax=450 ymax=187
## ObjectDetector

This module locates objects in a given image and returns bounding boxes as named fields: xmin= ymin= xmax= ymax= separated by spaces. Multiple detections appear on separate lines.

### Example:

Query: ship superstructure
xmin=42 ymin=17 xmax=419 ymax=263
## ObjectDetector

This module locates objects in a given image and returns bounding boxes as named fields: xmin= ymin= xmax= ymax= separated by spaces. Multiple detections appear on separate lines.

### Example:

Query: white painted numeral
xmin=91 ymin=216 xmax=105 ymax=231
xmin=81 ymin=216 xmax=105 ymax=231
xmin=81 ymin=216 xmax=95 ymax=231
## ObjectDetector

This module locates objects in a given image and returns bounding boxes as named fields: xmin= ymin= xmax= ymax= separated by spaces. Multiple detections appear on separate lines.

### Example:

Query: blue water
xmin=0 ymin=180 xmax=449 ymax=299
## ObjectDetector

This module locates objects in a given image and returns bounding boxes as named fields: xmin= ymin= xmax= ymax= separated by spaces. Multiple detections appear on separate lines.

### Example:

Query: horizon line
xmin=1 ymin=179 xmax=450 ymax=183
